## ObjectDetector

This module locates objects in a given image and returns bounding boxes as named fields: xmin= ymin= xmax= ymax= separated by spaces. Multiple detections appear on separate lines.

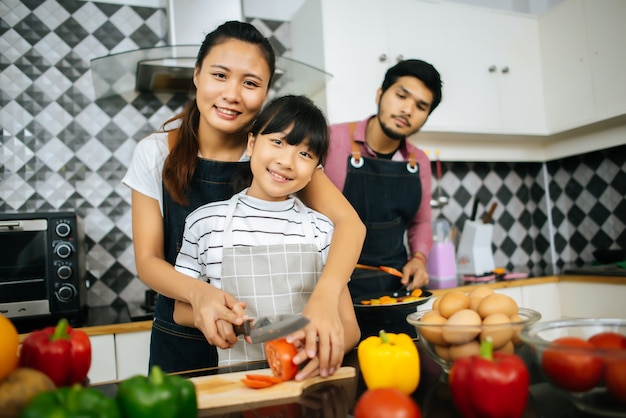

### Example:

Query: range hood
xmin=90 ymin=0 xmax=330 ymax=99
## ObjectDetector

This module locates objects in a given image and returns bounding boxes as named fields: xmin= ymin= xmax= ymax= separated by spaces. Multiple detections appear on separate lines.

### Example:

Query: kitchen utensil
xmin=430 ymin=150 xmax=449 ymax=209
xmin=233 ymin=315 xmax=309 ymax=344
xmin=355 ymin=264 xmax=403 ymax=278
xmin=482 ymin=202 xmax=497 ymax=223
xmin=470 ymin=198 xmax=480 ymax=221
xmin=191 ymin=366 xmax=356 ymax=411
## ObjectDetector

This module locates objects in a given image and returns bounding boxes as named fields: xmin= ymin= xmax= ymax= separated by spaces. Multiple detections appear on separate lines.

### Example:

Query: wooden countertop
xmin=20 ymin=275 xmax=626 ymax=340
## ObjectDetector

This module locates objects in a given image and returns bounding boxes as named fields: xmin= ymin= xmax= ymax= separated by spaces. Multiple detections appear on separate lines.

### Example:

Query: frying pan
xmin=352 ymin=290 xmax=433 ymax=311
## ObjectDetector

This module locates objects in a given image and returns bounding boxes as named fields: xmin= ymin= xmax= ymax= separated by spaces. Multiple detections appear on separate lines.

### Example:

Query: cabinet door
xmin=387 ymin=1 xmax=544 ymax=134
xmin=88 ymin=335 xmax=117 ymax=384
xmin=584 ymin=0 xmax=626 ymax=121
xmin=296 ymin=0 xmax=388 ymax=124
xmin=115 ymin=331 xmax=151 ymax=380
xmin=540 ymin=0 xmax=594 ymax=131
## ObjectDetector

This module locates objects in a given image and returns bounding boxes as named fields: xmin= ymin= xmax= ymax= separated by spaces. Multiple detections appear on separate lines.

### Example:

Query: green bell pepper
xmin=116 ymin=365 xmax=197 ymax=418
xmin=20 ymin=384 xmax=121 ymax=418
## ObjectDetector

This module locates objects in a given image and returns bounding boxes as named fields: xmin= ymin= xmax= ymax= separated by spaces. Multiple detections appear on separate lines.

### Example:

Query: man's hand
xmin=402 ymin=257 xmax=429 ymax=289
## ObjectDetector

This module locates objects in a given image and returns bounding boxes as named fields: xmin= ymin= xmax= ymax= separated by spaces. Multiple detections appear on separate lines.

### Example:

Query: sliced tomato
xmin=241 ymin=377 xmax=276 ymax=389
xmin=265 ymin=338 xmax=299 ymax=381
xmin=245 ymin=374 xmax=284 ymax=384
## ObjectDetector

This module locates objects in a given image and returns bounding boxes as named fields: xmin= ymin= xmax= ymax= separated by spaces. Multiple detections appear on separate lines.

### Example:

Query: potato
xmin=0 ymin=368 xmax=55 ymax=418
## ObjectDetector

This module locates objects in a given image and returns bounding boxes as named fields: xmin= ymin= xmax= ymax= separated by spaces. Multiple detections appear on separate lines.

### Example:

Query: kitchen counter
xmin=19 ymin=274 xmax=625 ymax=340
xmin=91 ymin=337 xmax=592 ymax=417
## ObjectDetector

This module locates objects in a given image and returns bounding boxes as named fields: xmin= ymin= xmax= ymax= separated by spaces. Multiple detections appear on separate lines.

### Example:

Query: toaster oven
xmin=0 ymin=212 xmax=87 ymax=320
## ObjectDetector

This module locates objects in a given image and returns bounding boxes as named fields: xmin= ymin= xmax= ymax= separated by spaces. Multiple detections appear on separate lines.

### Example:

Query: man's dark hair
xmin=380 ymin=59 xmax=443 ymax=114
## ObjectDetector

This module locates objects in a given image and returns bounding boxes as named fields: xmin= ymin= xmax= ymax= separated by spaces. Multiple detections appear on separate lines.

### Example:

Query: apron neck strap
xmin=349 ymin=122 xmax=417 ymax=169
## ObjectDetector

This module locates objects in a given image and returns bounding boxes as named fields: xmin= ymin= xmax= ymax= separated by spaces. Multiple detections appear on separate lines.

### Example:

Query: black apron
xmin=343 ymin=124 xmax=422 ymax=338
xmin=149 ymin=131 xmax=247 ymax=373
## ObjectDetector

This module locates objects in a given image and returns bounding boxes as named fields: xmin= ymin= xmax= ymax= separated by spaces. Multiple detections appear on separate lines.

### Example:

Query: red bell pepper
xmin=449 ymin=338 xmax=529 ymax=418
xmin=20 ymin=318 xmax=92 ymax=386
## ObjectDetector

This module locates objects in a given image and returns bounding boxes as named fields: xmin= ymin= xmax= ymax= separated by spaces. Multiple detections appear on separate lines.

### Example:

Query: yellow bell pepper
xmin=357 ymin=330 xmax=420 ymax=395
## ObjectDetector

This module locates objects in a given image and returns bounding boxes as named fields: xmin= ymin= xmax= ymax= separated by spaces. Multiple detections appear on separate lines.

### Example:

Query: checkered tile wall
xmin=1 ymin=0 xmax=624 ymax=310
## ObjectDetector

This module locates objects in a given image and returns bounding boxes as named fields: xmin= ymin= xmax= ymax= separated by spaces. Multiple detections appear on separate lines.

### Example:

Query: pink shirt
xmin=324 ymin=117 xmax=433 ymax=259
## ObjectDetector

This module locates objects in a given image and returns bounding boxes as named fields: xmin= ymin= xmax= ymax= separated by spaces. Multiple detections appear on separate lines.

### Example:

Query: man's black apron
xmin=149 ymin=130 xmax=247 ymax=373
xmin=343 ymin=123 xmax=422 ymax=338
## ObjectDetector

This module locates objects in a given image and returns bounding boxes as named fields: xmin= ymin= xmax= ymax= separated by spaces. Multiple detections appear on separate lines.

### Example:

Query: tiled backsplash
xmin=1 ymin=1 xmax=625 ymax=309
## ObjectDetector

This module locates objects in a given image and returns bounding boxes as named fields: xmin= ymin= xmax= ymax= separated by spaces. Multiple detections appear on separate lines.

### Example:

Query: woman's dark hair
xmin=162 ymin=21 xmax=276 ymax=205
xmin=380 ymin=59 xmax=443 ymax=114
xmin=233 ymin=95 xmax=329 ymax=191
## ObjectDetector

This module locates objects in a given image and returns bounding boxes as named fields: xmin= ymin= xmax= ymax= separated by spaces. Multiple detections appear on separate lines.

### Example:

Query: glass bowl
xmin=406 ymin=307 xmax=541 ymax=374
xmin=520 ymin=318 xmax=626 ymax=417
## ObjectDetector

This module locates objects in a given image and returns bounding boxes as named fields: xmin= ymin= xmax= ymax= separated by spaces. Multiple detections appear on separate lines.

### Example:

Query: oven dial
xmin=57 ymin=265 xmax=72 ymax=280
xmin=56 ymin=284 xmax=76 ymax=302
xmin=55 ymin=242 xmax=73 ymax=258
xmin=55 ymin=222 xmax=71 ymax=238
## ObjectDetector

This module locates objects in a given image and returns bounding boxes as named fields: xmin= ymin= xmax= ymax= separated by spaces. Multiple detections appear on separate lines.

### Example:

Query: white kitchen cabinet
xmin=115 ymin=330 xmax=151 ymax=380
xmin=559 ymin=282 xmax=626 ymax=319
xmin=292 ymin=0 xmax=546 ymax=135
xmin=88 ymin=335 xmax=117 ymax=384
xmin=520 ymin=282 xmax=561 ymax=321
xmin=540 ymin=0 xmax=626 ymax=132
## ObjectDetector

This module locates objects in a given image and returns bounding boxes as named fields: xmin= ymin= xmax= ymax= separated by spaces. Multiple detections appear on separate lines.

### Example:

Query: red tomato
xmin=241 ymin=377 xmax=275 ymax=389
xmin=588 ymin=332 xmax=626 ymax=350
xmin=542 ymin=336 xmax=604 ymax=392
xmin=354 ymin=388 xmax=422 ymax=418
xmin=605 ymin=359 xmax=626 ymax=404
xmin=245 ymin=374 xmax=284 ymax=384
xmin=265 ymin=338 xmax=299 ymax=381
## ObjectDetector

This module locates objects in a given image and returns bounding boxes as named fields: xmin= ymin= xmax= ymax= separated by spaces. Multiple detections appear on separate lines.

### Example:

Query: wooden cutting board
xmin=191 ymin=366 xmax=356 ymax=410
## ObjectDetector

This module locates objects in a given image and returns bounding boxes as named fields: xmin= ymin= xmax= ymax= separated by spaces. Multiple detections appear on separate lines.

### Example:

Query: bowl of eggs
xmin=406 ymin=286 xmax=541 ymax=374
xmin=520 ymin=318 xmax=626 ymax=417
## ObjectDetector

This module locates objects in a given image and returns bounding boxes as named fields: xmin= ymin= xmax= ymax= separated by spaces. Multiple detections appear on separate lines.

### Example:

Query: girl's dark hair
xmin=162 ymin=21 xmax=276 ymax=205
xmin=380 ymin=59 xmax=443 ymax=114
xmin=233 ymin=95 xmax=329 ymax=192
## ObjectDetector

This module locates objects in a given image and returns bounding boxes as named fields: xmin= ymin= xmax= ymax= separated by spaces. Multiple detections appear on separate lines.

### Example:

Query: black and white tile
xmin=1 ymin=0 xmax=624 ymax=311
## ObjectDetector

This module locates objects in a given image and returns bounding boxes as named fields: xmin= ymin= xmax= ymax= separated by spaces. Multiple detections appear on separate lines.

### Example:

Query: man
xmin=324 ymin=59 xmax=443 ymax=337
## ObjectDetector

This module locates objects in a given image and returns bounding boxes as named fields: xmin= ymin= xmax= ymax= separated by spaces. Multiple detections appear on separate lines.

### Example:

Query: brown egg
xmin=434 ymin=344 xmax=452 ymax=361
xmin=419 ymin=310 xmax=447 ymax=345
xmin=468 ymin=285 xmax=495 ymax=300
xmin=476 ymin=294 xmax=518 ymax=318
xmin=432 ymin=296 xmax=441 ymax=311
xmin=438 ymin=290 xmax=470 ymax=318
xmin=509 ymin=314 xmax=524 ymax=345
xmin=442 ymin=309 xmax=481 ymax=344
xmin=495 ymin=340 xmax=514 ymax=355
xmin=449 ymin=340 xmax=481 ymax=360
xmin=469 ymin=296 xmax=483 ymax=312
xmin=480 ymin=313 xmax=513 ymax=349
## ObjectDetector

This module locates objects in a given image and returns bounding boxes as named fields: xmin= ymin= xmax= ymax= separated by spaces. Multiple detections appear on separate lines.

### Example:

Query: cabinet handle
xmin=488 ymin=65 xmax=497 ymax=73
xmin=396 ymin=54 xmax=404 ymax=62
xmin=501 ymin=66 xmax=510 ymax=74
xmin=379 ymin=54 xmax=387 ymax=62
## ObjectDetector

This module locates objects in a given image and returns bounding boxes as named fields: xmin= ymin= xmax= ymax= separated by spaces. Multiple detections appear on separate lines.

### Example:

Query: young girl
xmin=173 ymin=95 xmax=360 ymax=375
xmin=122 ymin=21 xmax=364 ymax=377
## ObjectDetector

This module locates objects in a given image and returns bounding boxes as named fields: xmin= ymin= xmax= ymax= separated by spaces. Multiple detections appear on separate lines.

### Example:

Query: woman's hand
xmin=402 ymin=257 xmax=429 ymax=289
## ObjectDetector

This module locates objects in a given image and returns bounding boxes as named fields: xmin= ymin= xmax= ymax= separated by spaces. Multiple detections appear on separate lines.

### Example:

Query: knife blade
xmin=233 ymin=314 xmax=309 ymax=344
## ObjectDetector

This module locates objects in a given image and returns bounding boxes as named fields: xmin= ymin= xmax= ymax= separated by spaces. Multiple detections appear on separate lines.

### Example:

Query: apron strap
xmin=349 ymin=122 xmax=417 ymax=172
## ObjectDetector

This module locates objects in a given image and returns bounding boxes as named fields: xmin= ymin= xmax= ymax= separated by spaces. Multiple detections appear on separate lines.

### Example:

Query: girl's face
xmin=193 ymin=39 xmax=271 ymax=138
xmin=245 ymin=127 xmax=319 ymax=201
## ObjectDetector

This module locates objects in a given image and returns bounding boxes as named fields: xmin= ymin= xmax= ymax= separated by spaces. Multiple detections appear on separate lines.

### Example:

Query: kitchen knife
xmin=233 ymin=314 xmax=310 ymax=344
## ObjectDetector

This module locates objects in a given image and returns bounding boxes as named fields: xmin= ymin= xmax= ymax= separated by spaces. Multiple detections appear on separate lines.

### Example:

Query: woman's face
xmin=194 ymin=39 xmax=271 ymax=138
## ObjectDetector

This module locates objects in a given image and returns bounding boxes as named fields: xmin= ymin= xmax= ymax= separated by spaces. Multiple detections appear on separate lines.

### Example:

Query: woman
xmin=122 ymin=21 xmax=365 ymax=378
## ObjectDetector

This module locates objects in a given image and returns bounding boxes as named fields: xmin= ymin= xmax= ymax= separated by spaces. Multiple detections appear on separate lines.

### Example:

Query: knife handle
xmin=233 ymin=320 xmax=252 ymax=337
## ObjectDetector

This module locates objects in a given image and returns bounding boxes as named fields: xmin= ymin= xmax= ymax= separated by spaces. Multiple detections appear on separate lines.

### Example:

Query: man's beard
xmin=377 ymin=114 xmax=406 ymax=141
